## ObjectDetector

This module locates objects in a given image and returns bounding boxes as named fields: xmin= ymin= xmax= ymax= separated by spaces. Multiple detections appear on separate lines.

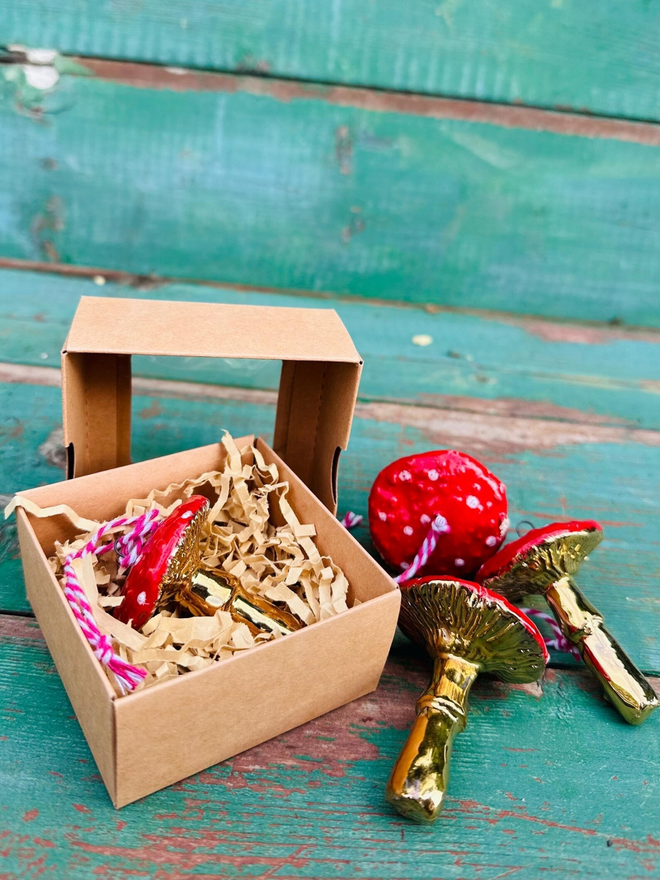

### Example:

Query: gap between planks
xmin=67 ymin=57 xmax=660 ymax=148
xmin=3 ymin=362 xmax=660 ymax=453
xmin=3 ymin=257 xmax=660 ymax=340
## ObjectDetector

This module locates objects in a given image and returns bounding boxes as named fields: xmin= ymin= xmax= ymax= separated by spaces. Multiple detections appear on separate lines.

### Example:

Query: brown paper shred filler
xmin=11 ymin=433 xmax=351 ymax=694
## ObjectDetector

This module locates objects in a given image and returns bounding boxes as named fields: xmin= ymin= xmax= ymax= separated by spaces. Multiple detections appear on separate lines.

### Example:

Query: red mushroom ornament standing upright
xmin=477 ymin=520 xmax=659 ymax=725
xmin=386 ymin=577 xmax=548 ymax=823
xmin=369 ymin=450 xmax=508 ymax=581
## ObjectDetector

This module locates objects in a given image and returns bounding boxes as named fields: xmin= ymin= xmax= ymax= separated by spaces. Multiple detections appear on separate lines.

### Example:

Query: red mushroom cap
xmin=368 ymin=450 xmax=508 ymax=578
xmin=115 ymin=495 xmax=210 ymax=630
xmin=475 ymin=519 xmax=601 ymax=585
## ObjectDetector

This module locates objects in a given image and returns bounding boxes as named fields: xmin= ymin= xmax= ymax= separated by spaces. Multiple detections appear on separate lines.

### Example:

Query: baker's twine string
xmin=340 ymin=511 xmax=363 ymax=529
xmin=394 ymin=514 xmax=450 ymax=584
xmin=341 ymin=512 xmax=583 ymax=658
xmin=62 ymin=508 xmax=161 ymax=695
xmin=520 ymin=608 xmax=581 ymax=659
xmin=341 ymin=511 xmax=450 ymax=585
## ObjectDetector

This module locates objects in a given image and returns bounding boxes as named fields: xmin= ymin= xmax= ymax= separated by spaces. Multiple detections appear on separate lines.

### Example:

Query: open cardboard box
xmin=14 ymin=297 xmax=400 ymax=807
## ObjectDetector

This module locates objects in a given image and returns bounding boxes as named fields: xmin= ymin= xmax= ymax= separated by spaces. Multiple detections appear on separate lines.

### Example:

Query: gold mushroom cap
xmin=476 ymin=519 xmax=603 ymax=603
xmin=399 ymin=577 xmax=549 ymax=682
xmin=387 ymin=577 xmax=548 ymax=824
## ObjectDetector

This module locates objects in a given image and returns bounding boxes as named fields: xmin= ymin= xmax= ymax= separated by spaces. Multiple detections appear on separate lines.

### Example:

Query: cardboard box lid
xmin=61 ymin=297 xmax=363 ymax=513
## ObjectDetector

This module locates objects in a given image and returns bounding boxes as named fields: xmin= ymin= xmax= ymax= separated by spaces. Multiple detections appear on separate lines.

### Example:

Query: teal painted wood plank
xmin=2 ymin=380 xmax=660 ymax=674
xmin=2 ymin=269 xmax=660 ymax=430
xmin=1 ymin=616 xmax=658 ymax=879
xmin=2 ymin=70 xmax=660 ymax=324
xmin=3 ymin=1 xmax=660 ymax=123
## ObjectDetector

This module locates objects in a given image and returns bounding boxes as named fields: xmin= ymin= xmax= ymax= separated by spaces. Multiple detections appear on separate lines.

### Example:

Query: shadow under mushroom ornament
xmin=386 ymin=576 xmax=548 ymax=824
xmin=476 ymin=520 xmax=659 ymax=725
xmin=116 ymin=495 xmax=302 ymax=636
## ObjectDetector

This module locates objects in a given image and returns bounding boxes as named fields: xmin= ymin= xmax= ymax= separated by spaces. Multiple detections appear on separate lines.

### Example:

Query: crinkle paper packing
xmin=7 ymin=433 xmax=351 ymax=694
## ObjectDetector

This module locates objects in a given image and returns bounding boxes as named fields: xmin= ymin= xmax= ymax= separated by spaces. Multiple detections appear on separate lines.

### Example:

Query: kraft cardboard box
xmin=13 ymin=297 xmax=400 ymax=808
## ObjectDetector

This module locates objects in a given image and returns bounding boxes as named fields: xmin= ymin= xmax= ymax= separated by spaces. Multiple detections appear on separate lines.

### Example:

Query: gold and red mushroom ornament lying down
xmin=14 ymin=433 xmax=353 ymax=693
xmin=476 ymin=520 xmax=659 ymax=725
xmin=116 ymin=495 xmax=302 ymax=637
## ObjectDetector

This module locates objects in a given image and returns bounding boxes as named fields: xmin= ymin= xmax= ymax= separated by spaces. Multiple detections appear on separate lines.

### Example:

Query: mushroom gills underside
xmin=399 ymin=580 xmax=546 ymax=684
xmin=485 ymin=528 xmax=603 ymax=602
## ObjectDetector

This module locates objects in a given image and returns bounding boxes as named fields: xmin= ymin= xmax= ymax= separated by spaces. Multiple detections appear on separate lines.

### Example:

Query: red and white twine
xmin=521 ymin=607 xmax=581 ymax=659
xmin=340 ymin=511 xmax=363 ymax=529
xmin=61 ymin=508 xmax=161 ymax=694
xmin=341 ymin=510 xmax=450 ymax=585
xmin=394 ymin=514 xmax=450 ymax=584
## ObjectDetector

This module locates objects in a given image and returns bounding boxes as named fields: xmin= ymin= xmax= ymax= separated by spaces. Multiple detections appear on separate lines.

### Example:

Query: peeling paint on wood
xmin=2 ymin=74 xmax=660 ymax=321
xmin=0 ymin=619 xmax=658 ymax=879
xmin=3 ymin=1 xmax=660 ymax=123
xmin=2 ymin=270 xmax=660 ymax=431
xmin=64 ymin=58 xmax=660 ymax=148
xmin=353 ymin=400 xmax=660 ymax=453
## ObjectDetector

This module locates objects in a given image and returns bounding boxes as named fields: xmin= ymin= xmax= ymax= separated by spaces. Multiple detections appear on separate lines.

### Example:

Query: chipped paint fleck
xmin=38 ymin=427 xmax=65 ymax=469
xmin=335 ymin=125 xmax=353 ymax=174
xmin=0 ymin=46 xmax=90 ymax=117
xmin=412 ymin=334 xmax=433 ymax=346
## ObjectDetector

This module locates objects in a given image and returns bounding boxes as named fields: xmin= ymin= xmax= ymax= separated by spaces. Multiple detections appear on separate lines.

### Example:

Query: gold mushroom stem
xmin=386 ymin=654 xmax=478 ymax=823
xmin=546 ymin=576 xmax=659 ymax=725
xmin=179 ymin=569 xmax=303 ymax=637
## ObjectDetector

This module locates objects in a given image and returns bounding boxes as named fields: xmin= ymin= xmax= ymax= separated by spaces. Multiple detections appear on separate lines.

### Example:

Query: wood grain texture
xmin=2 ymin=378 xmax=660 ymax=675
xmin=3 ymin=269 xmax=660 ymax=431
xmin=3 ymin=0 xmax=660 ymax=123
xmin=2 ymin=69 xmax=660 ymax=323
xmin=1 ymin=616 xmax=659 ymax=879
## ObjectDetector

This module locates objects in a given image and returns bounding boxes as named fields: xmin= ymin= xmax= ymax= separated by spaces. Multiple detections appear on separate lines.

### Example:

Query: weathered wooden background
xmin=1 ymin=3 xmax=660 ymax=878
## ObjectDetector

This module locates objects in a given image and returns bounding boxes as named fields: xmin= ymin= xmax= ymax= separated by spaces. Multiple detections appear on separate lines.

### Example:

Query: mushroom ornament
xmin=368 ymin=450 xmax=508 ymax=580
xmin=476 ymin=520 xmax=659 ymax=725
xmin=386 ymin=577 xmax=548 ymax=824
xmin=116 ymin=495 xmax=302 ymax=636
xmin=116 ymin=496 xmax=209 ymax=630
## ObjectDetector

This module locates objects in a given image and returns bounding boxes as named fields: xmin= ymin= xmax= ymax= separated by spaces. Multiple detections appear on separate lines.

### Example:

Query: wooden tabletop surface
xmin=1 ymin=4 xmax=660 ymax=877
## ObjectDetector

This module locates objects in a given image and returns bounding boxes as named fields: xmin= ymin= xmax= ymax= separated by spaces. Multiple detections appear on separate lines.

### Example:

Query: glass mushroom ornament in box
xmin=386 ymin=577 xmax=548 ymax=824
xmin=368 ymin=450 xmax=508 ymax=581
xmin=116 ymin=495 xmax=301 ymax=637
xmin=476 ymin=520 xmax=659 ymax=725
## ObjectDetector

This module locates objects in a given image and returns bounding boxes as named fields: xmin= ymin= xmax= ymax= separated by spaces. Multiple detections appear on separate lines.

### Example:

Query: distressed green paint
xmin=0 ymin=621 xmax=658 ymax=879
xmin=2 ymin=1 xmax=660 ymax=123
xmin=3 ymin=271 xmax=660 ymax=430
xmin=2 ymin=79 xmax=660 ymax=323
xmin=2 ymin=380 xmax=660 ymax=674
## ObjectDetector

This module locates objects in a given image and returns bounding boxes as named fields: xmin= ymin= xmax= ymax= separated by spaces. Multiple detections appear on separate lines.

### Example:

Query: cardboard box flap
xmin=65 ymin=297 xmax=361 ymax=362
xmin=62 ymin=297 xmax=363 ymax=513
